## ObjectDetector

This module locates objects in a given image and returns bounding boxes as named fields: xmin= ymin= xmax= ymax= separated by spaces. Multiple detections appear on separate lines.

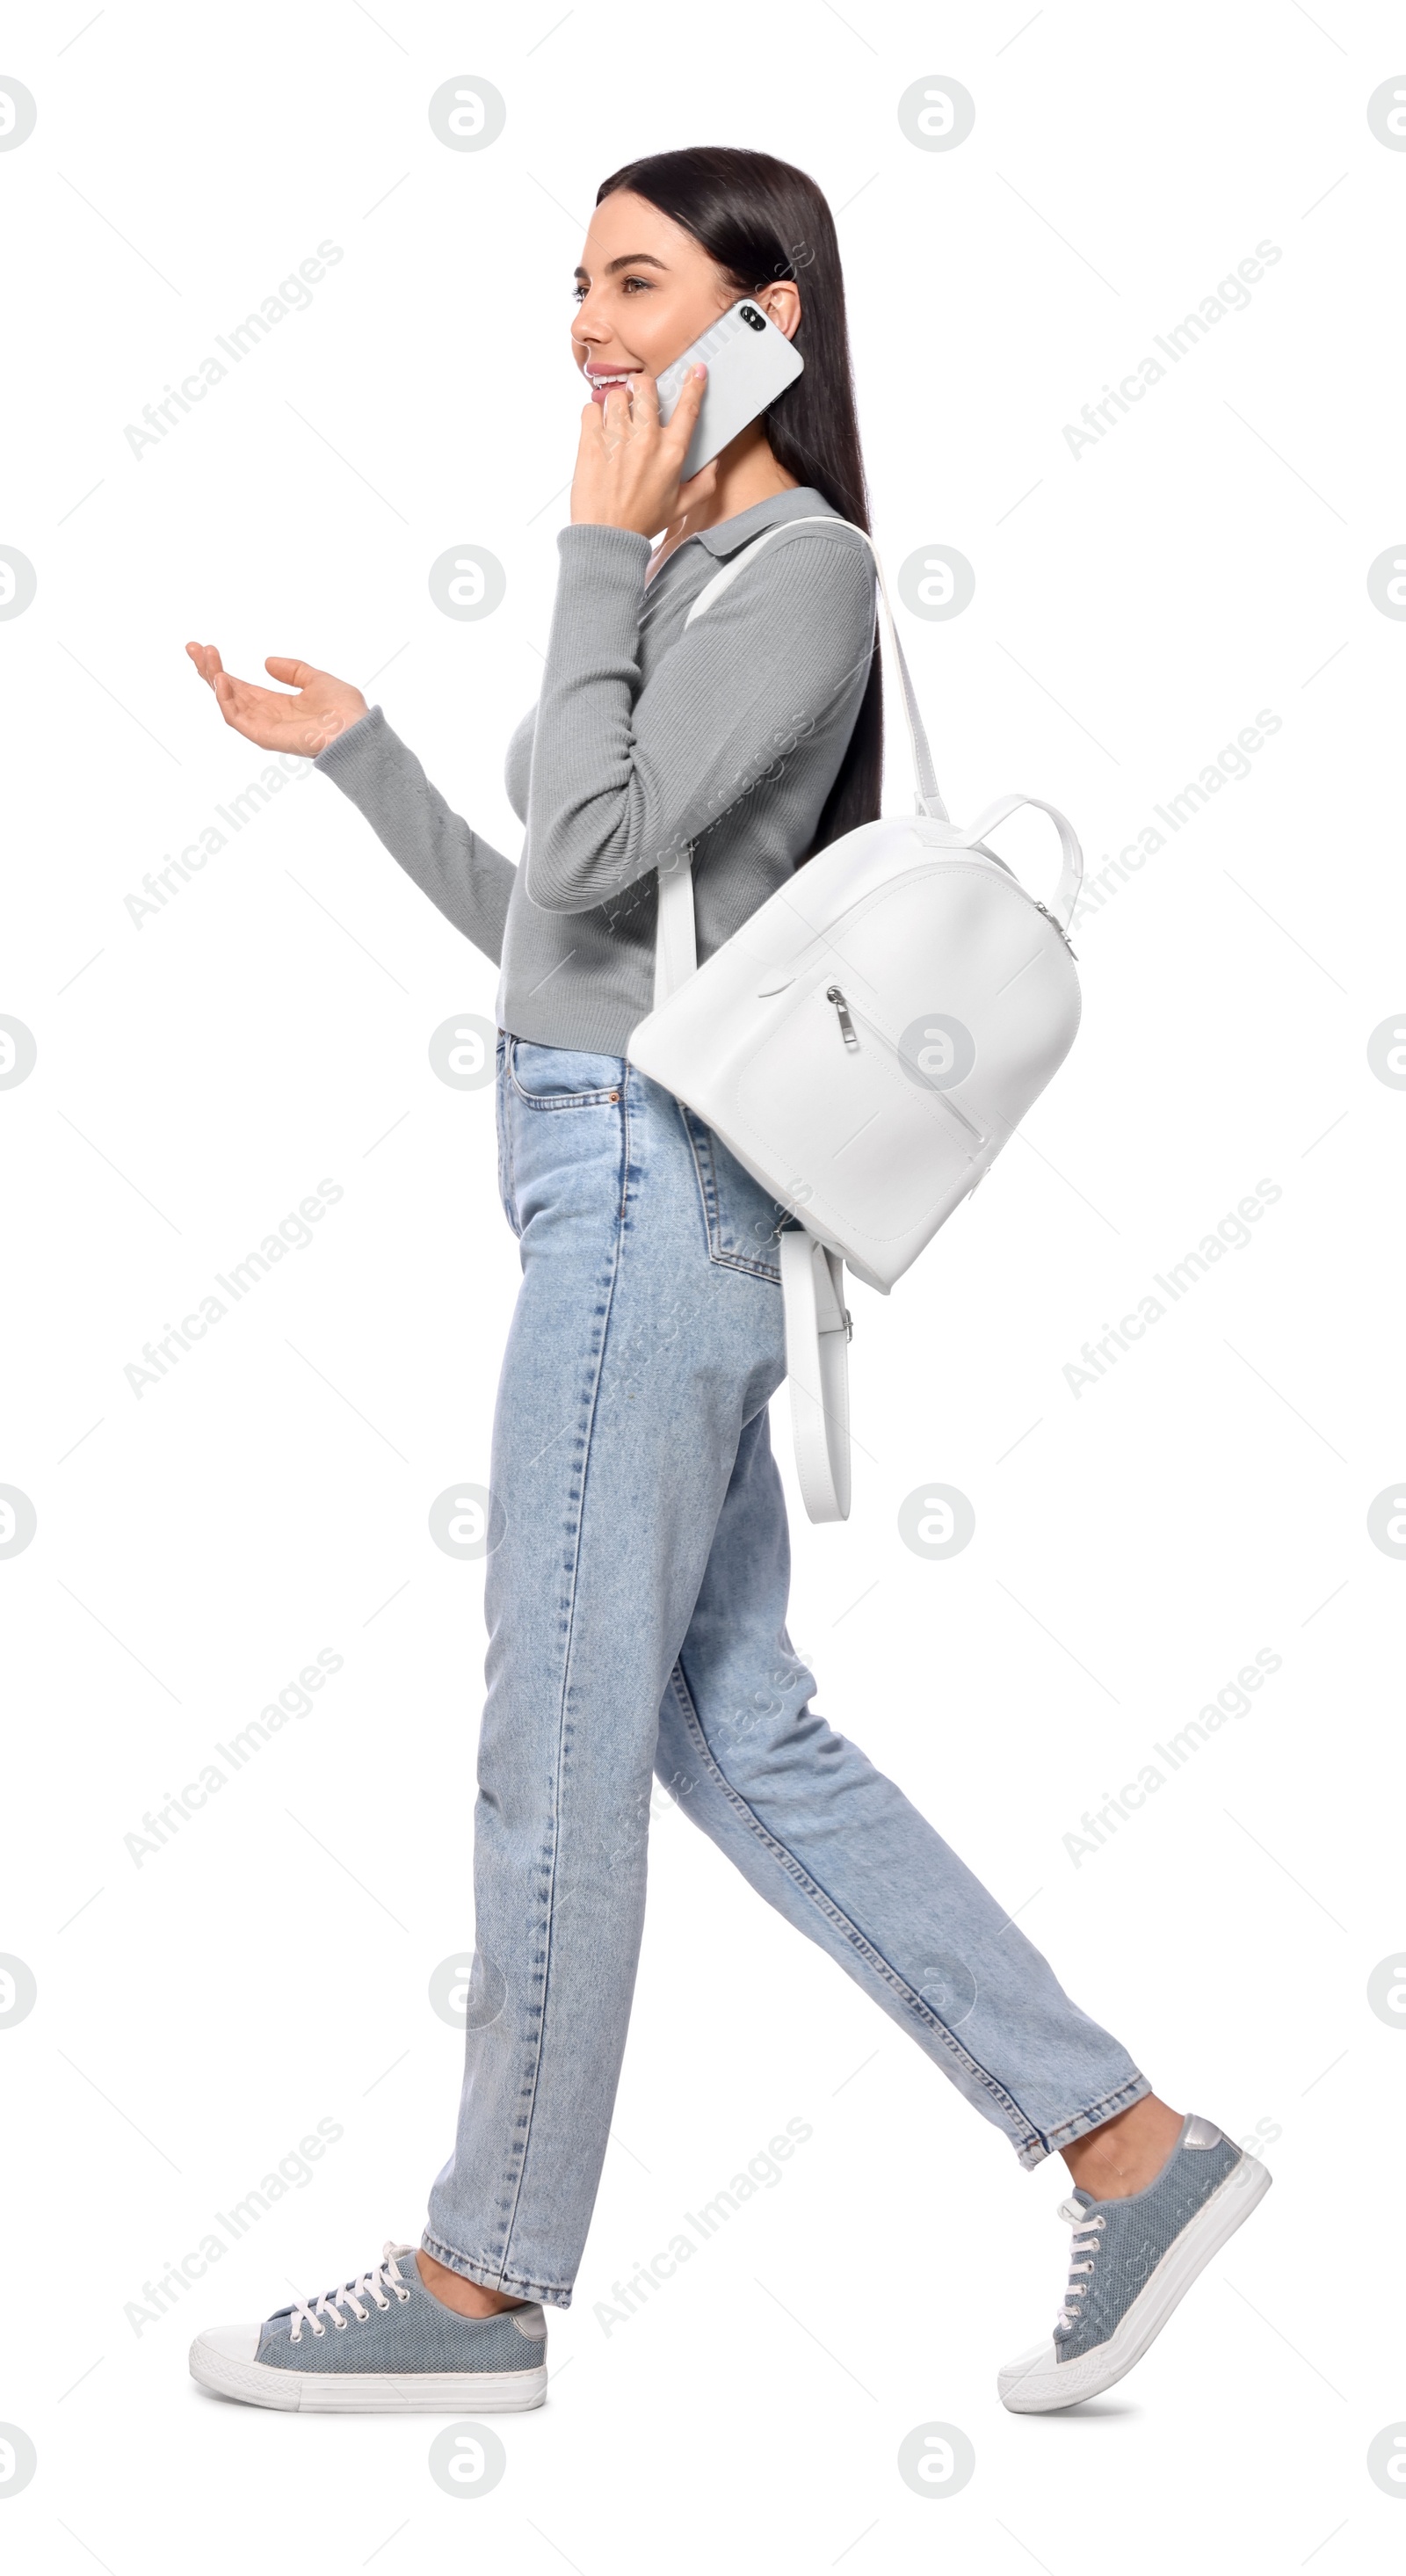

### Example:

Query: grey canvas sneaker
xmin=998 ymin=2115 xmax=1272 ymax=2413
xmin=189 ymin=2241 xmax=548 ymax=2413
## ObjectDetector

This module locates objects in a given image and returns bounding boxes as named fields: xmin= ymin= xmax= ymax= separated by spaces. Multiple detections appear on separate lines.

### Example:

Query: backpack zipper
xmin=826 ymin=986 xmax=859 ymax=1049
xmin=821 ymin=988 xmax=985 ymax=1143
xmin=816 ymin=865 xmax=1072 ymax=1110
xmin=1032 ymin=899 xmax=1078 ymax=958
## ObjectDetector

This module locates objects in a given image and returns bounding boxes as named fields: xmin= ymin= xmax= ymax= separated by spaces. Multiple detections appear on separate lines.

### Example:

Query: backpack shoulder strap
xmin=779 ymin=1231 xmax=852 ymax=1521
xmin=651 ymin=515 xmax=952 ymax=1014
xmin=684 ymin=514 xmax=949 ymax=825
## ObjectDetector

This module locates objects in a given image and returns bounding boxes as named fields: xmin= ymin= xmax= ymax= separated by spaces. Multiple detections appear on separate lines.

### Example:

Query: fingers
xmin=185 ymin=642 xmax=246 ymax=728
xmin=186 ymin=641 xmax=270 ymax=742
xmin=577 ymin=391 xmax=611 ymax=455
xmin=185 ymin=641 xmax=226 ymax=688
xmin=598 ymin=382 xmax=632 ymax=459
xmin=665 ymin=362 xmax=707 ymax=443
xmin=627 ymin=368 xmax=660 ymax=427
xmin=570 ymin=355 xmax=708 ymax=533
xmin=186 ymin=643 xmax=314 ymax=710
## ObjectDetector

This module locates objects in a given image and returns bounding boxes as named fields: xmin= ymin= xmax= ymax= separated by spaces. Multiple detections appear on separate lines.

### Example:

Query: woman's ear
xmin=756 ymin=280 xmax=801 ymax=341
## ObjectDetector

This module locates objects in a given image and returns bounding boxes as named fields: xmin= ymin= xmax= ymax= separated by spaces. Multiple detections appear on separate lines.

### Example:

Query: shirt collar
xmin=690 ymin=484 xmax=844 ymax=558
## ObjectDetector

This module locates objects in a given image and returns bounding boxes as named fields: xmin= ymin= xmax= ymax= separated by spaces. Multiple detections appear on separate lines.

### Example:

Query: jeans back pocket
xmin=680 ymin=1106 xmax=786 ymax=1283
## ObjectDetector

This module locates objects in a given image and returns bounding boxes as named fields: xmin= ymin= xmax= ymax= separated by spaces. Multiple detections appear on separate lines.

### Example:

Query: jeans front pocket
xmin=508 ymin=1038 xmax=627 ymax=1109
xmin=680 ymin=1105 xmax=786 ymax=1283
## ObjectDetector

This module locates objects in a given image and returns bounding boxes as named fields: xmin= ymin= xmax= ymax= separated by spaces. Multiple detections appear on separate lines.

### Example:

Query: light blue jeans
xmin=423 ymin=1039 xmax=1149 ymax=2308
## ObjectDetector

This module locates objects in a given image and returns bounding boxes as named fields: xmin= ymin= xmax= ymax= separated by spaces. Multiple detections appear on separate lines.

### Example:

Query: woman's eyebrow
xmin=572 ymin=253 xmax=670 ymax=280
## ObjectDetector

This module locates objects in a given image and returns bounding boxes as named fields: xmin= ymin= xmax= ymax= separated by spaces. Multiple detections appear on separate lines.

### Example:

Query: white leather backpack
xmin=627 ymin=517 xmax=1084 ymax=1523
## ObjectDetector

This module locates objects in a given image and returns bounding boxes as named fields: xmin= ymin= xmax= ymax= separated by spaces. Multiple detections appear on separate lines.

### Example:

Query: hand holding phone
xmin=570 ymin=299 xmax=803 ymax=537
xmin=656 ymin=300 xmax=804 ymax=481
xmin=570 ymin=356 xmax=714 ymax=535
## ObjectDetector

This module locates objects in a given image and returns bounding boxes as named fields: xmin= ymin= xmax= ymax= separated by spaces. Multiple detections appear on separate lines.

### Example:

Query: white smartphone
xmin=655 ymin=298 xmax=804 ymax=482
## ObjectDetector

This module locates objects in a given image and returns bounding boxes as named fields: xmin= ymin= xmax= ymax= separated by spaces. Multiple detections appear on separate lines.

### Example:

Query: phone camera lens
xmin=740 ymin=304 xmax=765 ymax=331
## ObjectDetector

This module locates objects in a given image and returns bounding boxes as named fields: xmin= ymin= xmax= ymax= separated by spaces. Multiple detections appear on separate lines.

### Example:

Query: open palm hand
xmin=185 ymin=644 xmax=368 ymax=758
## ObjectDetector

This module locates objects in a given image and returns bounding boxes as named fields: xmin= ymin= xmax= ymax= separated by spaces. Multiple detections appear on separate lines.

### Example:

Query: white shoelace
xmin=1052 ymin=2195 xmax=1106 ymax=2337
xmin=287 ymin=2243 xmax=413 ymax=2345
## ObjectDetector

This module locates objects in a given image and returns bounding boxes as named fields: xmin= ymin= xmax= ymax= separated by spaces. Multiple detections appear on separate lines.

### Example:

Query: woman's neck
xmin=656 ymin=423 xmax=800 ymax=558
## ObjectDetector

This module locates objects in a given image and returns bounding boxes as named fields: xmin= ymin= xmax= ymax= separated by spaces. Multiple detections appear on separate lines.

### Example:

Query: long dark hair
xmin=595 ymin=146 xmax=881 ymax=857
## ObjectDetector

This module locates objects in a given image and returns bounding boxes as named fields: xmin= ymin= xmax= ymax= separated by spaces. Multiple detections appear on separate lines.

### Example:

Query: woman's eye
xmin=571 ymin=273 xmax=652 ymax=302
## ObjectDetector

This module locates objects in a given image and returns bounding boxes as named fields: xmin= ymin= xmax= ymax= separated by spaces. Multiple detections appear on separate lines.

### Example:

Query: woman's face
xmin=572 ymin=188 xmax=794 ymax=405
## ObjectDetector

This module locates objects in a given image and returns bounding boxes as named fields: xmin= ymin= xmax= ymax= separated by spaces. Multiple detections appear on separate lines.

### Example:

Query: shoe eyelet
xmin=395 ymin=2289 xmax=410 ymax=2303
xmin=313 ymin=2325 xmax=325 ymax=2339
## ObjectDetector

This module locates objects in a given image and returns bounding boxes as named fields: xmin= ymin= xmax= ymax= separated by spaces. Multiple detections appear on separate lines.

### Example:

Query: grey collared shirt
xmin=314 ymin=483 xmax=876 ymax=1054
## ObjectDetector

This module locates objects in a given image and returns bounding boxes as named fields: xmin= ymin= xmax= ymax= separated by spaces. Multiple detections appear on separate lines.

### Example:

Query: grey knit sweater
xmin=314 ymin=484 xmax=877 ymax=1054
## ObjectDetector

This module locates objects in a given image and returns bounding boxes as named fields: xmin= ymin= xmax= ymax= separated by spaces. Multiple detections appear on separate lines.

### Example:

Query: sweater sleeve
xmin=524 ymin=520 xmax=877 ymax=917
xmin=313 ymin=705 xmax=517 ymax=968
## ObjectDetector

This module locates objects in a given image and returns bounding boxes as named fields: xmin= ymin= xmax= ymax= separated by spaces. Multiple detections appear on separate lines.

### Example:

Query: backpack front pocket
xmin=732 ymin=976 xmax=983 ymax=1244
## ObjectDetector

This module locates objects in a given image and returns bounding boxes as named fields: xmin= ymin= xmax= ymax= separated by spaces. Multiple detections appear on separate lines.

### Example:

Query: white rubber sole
xmin=998 ymin=2151 xmax=1272 ymax=2414
xmin=189 ymin=2324 xmax=547 ymax=2413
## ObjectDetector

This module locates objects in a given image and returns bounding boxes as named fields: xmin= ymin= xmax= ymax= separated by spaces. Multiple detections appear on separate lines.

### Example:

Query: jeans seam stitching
xmin=494 ymin=1085 xmax=632 ymax=2268
xmin=665 ymin=1663 xmax=1045 ymax=2157
xmin=516 ymin=1092 xmax=620 ymax=1111
xmin=509 ymin=1042 xmax=625 ymax=1112
xmin=708 ymin=1251 xmax=783 ymax=1282
xmin=679 ymin=1100 xmax=720 ymax=1263
xmin=418 ymin=2231 xmax=570 ymax=2306
xmin=498 ymin=1050 xmax=522 ymax=1239
xmin=1037 ymin=2079 xmax=1152 ymax=2158
xmin=678 ymin=1101 xmax=782 ymax=1284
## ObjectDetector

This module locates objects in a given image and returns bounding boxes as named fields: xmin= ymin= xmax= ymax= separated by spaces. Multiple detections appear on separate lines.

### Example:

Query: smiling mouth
xmin=583 ymin=366 xmax=635 ymax=406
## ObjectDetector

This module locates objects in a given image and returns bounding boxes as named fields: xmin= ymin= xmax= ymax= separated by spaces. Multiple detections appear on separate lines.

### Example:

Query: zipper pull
xmin=826 ymin=985 xmax=859 ymax=1050
xmin=1033 ymin=900 xmax=1078 ymax=959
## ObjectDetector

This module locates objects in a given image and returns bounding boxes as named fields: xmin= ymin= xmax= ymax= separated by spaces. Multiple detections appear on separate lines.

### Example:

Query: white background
xmin=4 ymin=0 xmax=1404 ymax=2565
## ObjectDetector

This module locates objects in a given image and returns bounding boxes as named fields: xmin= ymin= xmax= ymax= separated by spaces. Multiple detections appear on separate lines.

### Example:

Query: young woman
xmin=185 ymin=146 xmax=1267 ymax=2419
